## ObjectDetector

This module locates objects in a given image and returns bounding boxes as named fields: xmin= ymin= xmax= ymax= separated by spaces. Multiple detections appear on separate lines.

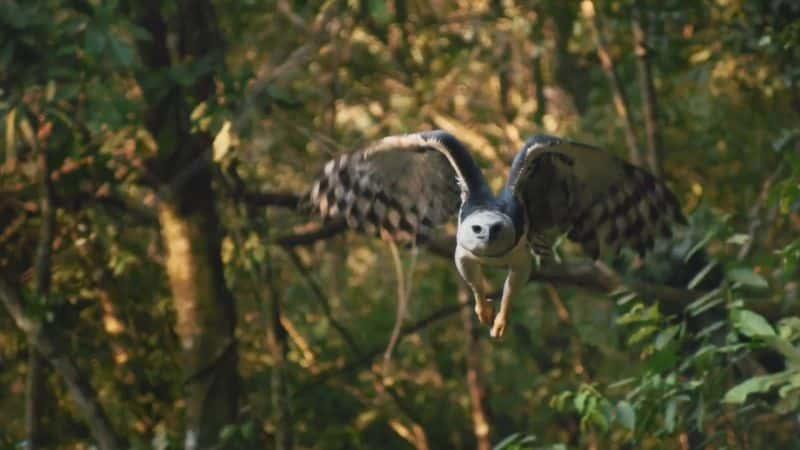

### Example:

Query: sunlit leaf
xmin=726 ymin=233 xmax=751 ymax=246
xmin=733 ymin=309 xmax=775 ymax=337
xmin=655 ymin=325 xmax=680 ymax=350
xmin=615 ymin=400 xmax=636 ymax=431
xmin=728 ymin=268 xmax=768 ymax=288
xmin=4 ymin=107 xmax=16 ymax=167
xmin=723 ymin=372 xmax=794 ymax=404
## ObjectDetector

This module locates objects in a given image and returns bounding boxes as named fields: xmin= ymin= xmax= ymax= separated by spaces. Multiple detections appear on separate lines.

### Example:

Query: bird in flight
xmin=308 ymin=130 xmax=684 ymax=338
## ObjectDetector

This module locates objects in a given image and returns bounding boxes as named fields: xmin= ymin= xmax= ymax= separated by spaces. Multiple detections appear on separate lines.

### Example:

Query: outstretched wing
xmin=506 ymin=135 xmax=685 ymax=258
xmin=308 ymin=130 xmax=487 ymax=240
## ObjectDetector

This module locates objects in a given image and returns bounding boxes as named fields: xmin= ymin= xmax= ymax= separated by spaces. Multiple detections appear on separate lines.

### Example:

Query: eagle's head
xmin=457 ymin=209 xmax=517 ymax=257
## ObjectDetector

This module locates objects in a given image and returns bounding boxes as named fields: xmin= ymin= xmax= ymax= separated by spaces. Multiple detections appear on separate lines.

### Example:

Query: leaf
xmin=762 ymin=336 xmax=800 ymax=368
xmin=368 ymin=0 xmax=391 ymax=24
xmin=5 ymin=107 xmax=16 ymax=166
xmin=615 ymin=401 xmax=636 ymax=431
xmin=45 ymin=80 xmax=56 ymax=102
xmin=733 ymin=309 xmax=775 ymax=337
xmin=689 ymin=49 xmax=712 ymax=63
xmin=573 ymin=390 xmax=588 ymax=412
xmin=109 ymin=37 xmax=134 ymax=67
xmin=627 ymin=324 xmax=658 ymax=345
xmin=723 ymin=372 xmax=794 ymax=404
xmin=687 ymin=261 xmax=719 ymax=290
xmin=213 ymin=120 xmax=234 ymax=161
xmin=84 ymin=26 xmax=107 ymax=55
xmin=778 ymin=317 xmax=800 ymax=340
xmin=664 ymin=397 xmax=677 ymax=432
xmin=728 ymin=268 xmax=768 ymax=288
xmin=726 ymin=234 xmax=752 ymax=246
xmin=655 ymin=325 xmax=680 ymax=350
xmin=494 ymin=433 xmax=534 ymax=450
xmin=18 ymin=116 xmax=36 ymax=151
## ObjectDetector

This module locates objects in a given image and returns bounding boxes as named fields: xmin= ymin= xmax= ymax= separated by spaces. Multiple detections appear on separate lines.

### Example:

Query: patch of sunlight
xmin=104 ymin=314 xmax=125 ymax=335
xmin=543 ymin=114 xmax=560 ymax=133
xmin=347 ymin=245 xmax=377 ymax=285
xmin=113 ymin=348 xmax=129 ymax=364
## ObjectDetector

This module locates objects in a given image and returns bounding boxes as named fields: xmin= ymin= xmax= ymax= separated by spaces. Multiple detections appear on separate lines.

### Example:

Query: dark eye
xmin=471 ymin=225 xmax=482 ymax=233
xmin=490 ymin=223 xmax=502 ymax=234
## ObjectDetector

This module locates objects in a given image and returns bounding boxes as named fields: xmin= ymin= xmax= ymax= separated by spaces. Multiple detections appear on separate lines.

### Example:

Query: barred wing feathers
xmin=508 ymin=136 xmax=685 ymax=259
xmin=308 ymin=131 xmax=480 ymax=240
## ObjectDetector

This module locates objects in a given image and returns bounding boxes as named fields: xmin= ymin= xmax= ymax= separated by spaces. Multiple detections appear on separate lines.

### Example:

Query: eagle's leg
xmin=490 ymin=258 xmax=532 ymax=338
xmin=455 ymin=252 xmax=494 ymax=325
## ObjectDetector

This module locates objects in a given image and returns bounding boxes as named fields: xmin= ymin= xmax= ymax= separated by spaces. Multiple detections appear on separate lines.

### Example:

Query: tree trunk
xmin=158 ymin=178 xmax=238 ymax=449
xmin=136 ymin=3 xmax=239 ymax=447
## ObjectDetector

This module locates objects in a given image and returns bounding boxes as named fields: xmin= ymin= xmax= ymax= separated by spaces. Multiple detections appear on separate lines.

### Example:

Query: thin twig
xmin=383 ymin=235 xmax=417 ymax=366
xmin=28 ymin=123 xmax=55 ymax=450
xmin=276 ymin=221 xmax=347 ymax=247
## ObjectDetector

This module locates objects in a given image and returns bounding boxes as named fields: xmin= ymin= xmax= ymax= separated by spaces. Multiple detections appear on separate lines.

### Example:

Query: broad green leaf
xmin=733 ymin=309 xmax=775 ymax=337
xmin=627 ymin=324 xmax=658 ymax=345
xmin=573 ymin=390 xmax=588 ymax=412
xmin=615 ymin=401 xmax=635 ymax=431
xmin=728 ymin=268 xmax=768 ymax=288
xmin=664 ymin=398 xmax=677 ymax=432
xmin=723 ymin=372 xmax=794 ymax=404
xmin=655 ymin=325 xmax=680 ymax=350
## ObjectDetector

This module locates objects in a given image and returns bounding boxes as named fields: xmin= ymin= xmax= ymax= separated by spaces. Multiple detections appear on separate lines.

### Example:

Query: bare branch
xmin=276 ymin=221 xmax=347 ymax=247
xmin=242 ymin=190 xmax=301 ymax=209
xmin=28 ymin=122 xmax=55 ymax=450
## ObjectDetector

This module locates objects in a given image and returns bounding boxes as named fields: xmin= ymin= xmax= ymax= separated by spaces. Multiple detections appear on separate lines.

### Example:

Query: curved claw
xmin=490 ymin=316 xmax=506 ymax=338
xmin=474 ymin=301 xmax=495 ymax=326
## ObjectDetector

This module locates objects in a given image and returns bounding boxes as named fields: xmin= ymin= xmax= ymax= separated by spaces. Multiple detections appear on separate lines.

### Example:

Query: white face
xmin=457 ymin=210 xmax=517 ymax=257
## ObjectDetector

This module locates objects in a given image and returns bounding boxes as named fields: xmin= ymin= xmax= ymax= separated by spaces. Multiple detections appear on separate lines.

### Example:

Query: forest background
xmin=2 ymin=0 xmax=800 ymax=449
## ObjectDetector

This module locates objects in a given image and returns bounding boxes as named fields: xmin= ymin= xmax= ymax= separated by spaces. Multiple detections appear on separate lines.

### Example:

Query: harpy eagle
xmin=308 ymin=130 xmax=684 ymax=338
